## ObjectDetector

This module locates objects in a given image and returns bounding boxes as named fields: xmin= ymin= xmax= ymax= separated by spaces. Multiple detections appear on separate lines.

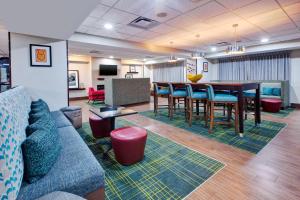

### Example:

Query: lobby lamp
xmin=226 ymin=24 xmax=246 ymax=55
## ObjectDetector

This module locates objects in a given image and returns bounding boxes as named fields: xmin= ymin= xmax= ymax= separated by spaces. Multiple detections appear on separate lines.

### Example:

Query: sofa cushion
xmin=36 ymin=191 xmax=86 ymax=200
xmin=272 ymin=88 xmax=281 ymax=96
xmin=22 ymin=128 xmax=61 ymax=183
xmin=17 ymin=126 xmax=105 ymax=200
xmin=50 ymin=111 xmax=72 ymax=128
xmin=0 ymin=86 xmax=31 ymax=199
xmin=262 ymin=87 xmax=273 ymax=95
xmin=261 ymin=95 xmax=281 ymax=99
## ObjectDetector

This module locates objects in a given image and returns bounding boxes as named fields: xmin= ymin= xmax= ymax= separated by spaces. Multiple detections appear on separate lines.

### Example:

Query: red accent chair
xmin=88 ymin=87 xmax=105 ymax=103
xmin=111 ymin=126 xmax=147 ymax=166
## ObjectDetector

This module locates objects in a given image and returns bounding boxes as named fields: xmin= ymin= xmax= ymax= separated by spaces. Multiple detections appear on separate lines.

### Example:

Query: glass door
xmin=0 ymin=57 xmax=10 ymax=92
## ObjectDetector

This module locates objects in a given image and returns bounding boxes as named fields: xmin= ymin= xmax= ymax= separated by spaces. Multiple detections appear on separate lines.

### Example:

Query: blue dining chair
xmin=168 ymin=83 xmax=187 ymax=119
xmin=243 ymin=90 xmax=257 ymax=120
xmin=186 ymin=84 xmax=207 ymax=126
xmin=206 ymin=84 xmax=239 ymax=134
xmin=153 ymin=83 xmax=170 ymax=116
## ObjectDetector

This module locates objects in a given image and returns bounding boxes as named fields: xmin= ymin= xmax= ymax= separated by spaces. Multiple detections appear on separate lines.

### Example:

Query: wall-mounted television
xmin=99 ymin=65 xmax=118 ymax=76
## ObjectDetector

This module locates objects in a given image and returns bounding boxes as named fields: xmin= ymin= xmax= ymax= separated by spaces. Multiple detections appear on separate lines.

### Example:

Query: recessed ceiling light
xmin=109 ymin=56 xmax=114 ymax=59
xmin=104 ymin=23 xmax=113 ymax=30
xmin=143 ymin=58 xmax=147 ymax=61
xmin=261 ymin=38 xmax=269 ymax=43
xmin=211 ymin=47 xmax=217 ymax=52
xmin=157 ymin=12 xmax=168 ymax=18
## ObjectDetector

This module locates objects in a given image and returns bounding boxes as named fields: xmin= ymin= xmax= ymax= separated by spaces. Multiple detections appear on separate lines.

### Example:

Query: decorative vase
xmin=187 ymin=74 xmax=203 ymax=83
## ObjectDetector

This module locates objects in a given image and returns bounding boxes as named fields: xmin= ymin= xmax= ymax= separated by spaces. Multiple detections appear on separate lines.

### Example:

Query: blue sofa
xmin=0 ymin=86 xmax=105 ymax=200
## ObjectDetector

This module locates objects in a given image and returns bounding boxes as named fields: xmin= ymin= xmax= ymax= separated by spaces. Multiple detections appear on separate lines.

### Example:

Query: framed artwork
xmin=125 ymin=73 xmax=133 ymax=79
xmin=129 ymin=65 xmax=136 ymax=72
xmin=186 ymin=59 xmax=197 ymax=75
xmin=203 ymin=62 xmax=208 ymax=72
xmin=68 ymin=70 xmax=79 ymax=89
xmin=30 ymin=44 xmax=52 ymax=67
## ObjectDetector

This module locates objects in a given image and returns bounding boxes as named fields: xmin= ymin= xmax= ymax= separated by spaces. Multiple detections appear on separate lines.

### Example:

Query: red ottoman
xmin=89 ymin=115 xmax=112 ymax=139
xmin=261 ymin=99 xmax=282 ymax=113
xmin=111 ymin=126 xmax=147 ymax=165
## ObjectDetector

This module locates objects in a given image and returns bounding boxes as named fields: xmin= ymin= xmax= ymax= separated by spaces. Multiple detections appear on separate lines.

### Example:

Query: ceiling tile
xmin=143 ymin=6 xmax=181 ymax=22
xmin=277 ymin=0 xmax=300 ymax=6
xmin=234 ymin=0 xmax=280 ymax=18
xmin=283 ymin=2 xmax=300 ymax=16
xmin=89 ymin=4 xmax=110 ymax=18
xmin=165 ymin=14 xmax=199 ymax=29
xmin=190 ymin=1 xmax=227 ymax=20
xmin=81 ymin=16 xmax=99 ymax=27
xmin=135 ymin=30 xmax=160 ymax=39
xmin=150 ymin=24 xmax=177 ymax=34
xmin=248 ymin=9 xmax=290 ymax=26
xmin=101 ymin=8 xmax=138 ymax=24
xmin=216 ymin=0 xmax=257 ymax=10
xmin=99 ymin=0 xmax=118 ymax=7
xmin=116 ymin=24 xmax=144 ymax=35
xmin=164 ymin=0 xmax=211 ymax=13
xmin=114 ymin=0 xmax=156 ymax=16
xmin=203 ymin=12 xmax=244 ymax=26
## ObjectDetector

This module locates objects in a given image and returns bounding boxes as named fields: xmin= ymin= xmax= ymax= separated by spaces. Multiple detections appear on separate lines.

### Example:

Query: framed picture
xmin=125 ymin=73 xmax=133 ymax=79
xmin=186 ymin=59 xmax=197 ymax=75
xmin=68 ymin=70 xmax=79 ymax=89
xmin=203 ymin=62 xmax=208 ymax=72
xmin=30 ymin=44 xmax=52 ymax=67
xmin=129 ymin=65 xmax=136 ymax=72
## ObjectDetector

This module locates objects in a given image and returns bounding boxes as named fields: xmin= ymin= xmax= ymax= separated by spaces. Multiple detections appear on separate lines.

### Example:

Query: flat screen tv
xmin=99 ymin=65 xmax=118 ymax=76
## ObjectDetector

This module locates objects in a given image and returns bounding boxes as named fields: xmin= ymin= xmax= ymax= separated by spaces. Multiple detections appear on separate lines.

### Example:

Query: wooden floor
xmin=71 ymin=98 xmax=300 ymax=200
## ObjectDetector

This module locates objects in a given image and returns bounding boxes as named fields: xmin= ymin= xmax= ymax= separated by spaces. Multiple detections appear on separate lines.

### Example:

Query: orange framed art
xmin=30 ymin=44 xmax=52 ymax=67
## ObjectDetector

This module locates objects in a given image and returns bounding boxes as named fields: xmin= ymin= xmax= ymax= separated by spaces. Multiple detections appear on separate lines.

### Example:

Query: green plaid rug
xmin=86 ymin=101 xmax=106 ymax=108
xmin=262 ymin=107 xmax=294 ymax=118
xmin=77 ymin=119 xmax=224 ymax=200
xmin=140 ymin=109 xmax=286 ymax=154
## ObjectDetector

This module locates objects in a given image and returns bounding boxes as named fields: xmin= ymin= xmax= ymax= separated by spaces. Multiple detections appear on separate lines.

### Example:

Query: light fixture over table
xmin=226 ymin=24 xmax=246 ymax=55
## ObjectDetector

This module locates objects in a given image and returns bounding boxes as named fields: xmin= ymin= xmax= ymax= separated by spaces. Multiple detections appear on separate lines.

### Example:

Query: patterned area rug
xmin=77 ymin=119 xmax=224 ymax=200
xmin=86 ymin=101 xmax=106 ymax=108
xmin=140 ymin=109 xmax=286 ymax=154
xmin=262 ymin=107 xmax=294 ymax=118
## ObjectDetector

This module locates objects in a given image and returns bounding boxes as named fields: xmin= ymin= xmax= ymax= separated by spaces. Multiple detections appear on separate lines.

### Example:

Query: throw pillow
xmin=262 ymin=87 xmax=273 ymax=95
xmin=272 ymin=88 xmax=281 ymax=96
xmin=29 ymin=110 xmax=50 ymax=124
xmin=26 ymin=113 xmax=56 ymax=136
xmin=22 ymin=128 xmax=61 ymax=183
xmin=31 ymin=99 xmax=50 ymax=112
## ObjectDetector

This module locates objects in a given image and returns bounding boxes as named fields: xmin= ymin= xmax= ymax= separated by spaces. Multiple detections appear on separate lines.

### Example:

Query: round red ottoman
xmin=89 ymin=115 xmax=112 ymax=139
xmin=111 ymin=126 xmax=147 ymax=165
xmin=261 ymin=99 xmax=282 ymax=113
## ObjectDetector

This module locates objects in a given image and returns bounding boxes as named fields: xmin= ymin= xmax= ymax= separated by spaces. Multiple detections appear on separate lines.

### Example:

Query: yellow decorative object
xmin=187 ymin=74 xmax=203 ymax=83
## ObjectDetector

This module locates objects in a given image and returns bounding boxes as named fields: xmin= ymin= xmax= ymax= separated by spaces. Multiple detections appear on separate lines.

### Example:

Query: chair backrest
xmin=153 ymin=83 xmax=159 ymax=93
xmin=88 ymin=87 xmax=95 ymax=95
xmin=186 ymin=84 xmax=193 ymax=97
xmin=206 ymin=84 xmax=215 ymax=100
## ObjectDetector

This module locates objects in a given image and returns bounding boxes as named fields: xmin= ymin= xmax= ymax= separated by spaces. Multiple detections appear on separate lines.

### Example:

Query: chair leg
xmin=209 ymin=102 xmax=214 ymax=133
xmin=88 ymin=99 xmax=90 ymax=103
xmin=223 ymin=104 xmax=226 ymax=116
xmin=189 ymin=99 xmax=193 ymax=126
xmin=167 ymin=95 xmax=170 ymax=117
xmin=170 ymin=97 xmax=174 ymax=120
xmin=235 ymin=103 xmax=239 ymax=134
xmin=154 ymin=94 xmax=158 ymax=116
xmin=205 ymin=102 xmax=209 ymax=127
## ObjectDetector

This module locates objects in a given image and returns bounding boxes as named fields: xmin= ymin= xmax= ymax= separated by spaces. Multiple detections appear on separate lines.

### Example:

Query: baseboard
xmin=291 ymin=103 xmax=300 ymax=109
xmin=69 ymin=96 xmax=88 ymax=101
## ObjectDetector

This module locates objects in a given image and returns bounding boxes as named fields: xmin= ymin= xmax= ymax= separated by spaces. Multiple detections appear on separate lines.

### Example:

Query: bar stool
xmin=168 ymin=83 xmax=187 ymax=120
xmin=186 ymin=84 xmax=207 ymax=126
xmin=153 ymin=83 xmax=170 ymax=116
xmin=205 ymin=85 xmax=239 ymax=134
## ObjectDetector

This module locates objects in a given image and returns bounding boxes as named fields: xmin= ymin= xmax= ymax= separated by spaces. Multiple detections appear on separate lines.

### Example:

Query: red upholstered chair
xmin=88 ymin=87 xmax=105 ymax=103
xmin=111 ymin=126 xmax=147 ymax=165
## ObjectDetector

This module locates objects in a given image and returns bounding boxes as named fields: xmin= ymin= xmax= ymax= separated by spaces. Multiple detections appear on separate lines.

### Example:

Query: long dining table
xmin=153 ymin=81 xmax=261 ymax=135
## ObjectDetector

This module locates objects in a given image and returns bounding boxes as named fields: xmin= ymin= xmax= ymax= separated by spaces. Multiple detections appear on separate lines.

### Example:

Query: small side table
xmin=61 ymin=106 xmax=82 ymax=129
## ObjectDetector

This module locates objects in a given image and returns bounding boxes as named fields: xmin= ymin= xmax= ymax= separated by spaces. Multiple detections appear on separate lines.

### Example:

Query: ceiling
xmin=77 ymin=0 xmax=300 ymax=52
xmin=0 ymin=0 xmax=99 ymax=40
xmin=0 ymin=21 xmax=8 ymax=56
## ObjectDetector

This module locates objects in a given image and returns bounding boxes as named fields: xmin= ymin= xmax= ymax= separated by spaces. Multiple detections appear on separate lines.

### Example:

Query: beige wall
xmin=68 ymin=55 xmax=92 ymax=98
